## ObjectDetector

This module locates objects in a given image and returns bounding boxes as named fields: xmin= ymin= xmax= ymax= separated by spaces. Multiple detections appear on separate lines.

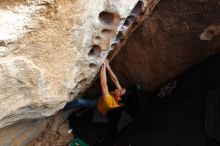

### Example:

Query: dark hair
xmin=120 ymin=92 xmax=128 ymax=104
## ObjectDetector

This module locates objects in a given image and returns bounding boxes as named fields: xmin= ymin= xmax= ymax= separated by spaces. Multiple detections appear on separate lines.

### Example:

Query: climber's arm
xmin=105 ymin=60 xmax=122 ymax=90
xmin=100 ymin=62 xmax=109 ymax=99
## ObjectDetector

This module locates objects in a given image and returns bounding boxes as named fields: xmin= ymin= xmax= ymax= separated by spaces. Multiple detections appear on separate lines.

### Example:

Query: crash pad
xmin=70 ymin=137 xmax=89 ymax=146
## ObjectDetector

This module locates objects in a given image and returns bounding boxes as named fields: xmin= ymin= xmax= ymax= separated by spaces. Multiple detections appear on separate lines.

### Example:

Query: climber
xmin=63 ymin=59 xmax=126 ymax=114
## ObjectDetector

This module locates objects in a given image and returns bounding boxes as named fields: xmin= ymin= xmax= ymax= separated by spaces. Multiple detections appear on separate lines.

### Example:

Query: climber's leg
xmin=63 ymin=98 xmax=97 ymax=111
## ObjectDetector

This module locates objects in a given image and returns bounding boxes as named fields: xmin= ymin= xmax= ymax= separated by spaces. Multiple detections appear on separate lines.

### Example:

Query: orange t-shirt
xmin=97 ymin=92 xmax=123 ymax=114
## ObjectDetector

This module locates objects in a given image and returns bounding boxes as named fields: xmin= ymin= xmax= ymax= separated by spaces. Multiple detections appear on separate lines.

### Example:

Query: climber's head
xmin=113 ymin=88 xmax=126 ymax=102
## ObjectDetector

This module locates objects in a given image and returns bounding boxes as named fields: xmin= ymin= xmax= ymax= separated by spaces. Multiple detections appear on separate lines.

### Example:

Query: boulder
xmin=0 ymin=0 xmax=159 ymax=128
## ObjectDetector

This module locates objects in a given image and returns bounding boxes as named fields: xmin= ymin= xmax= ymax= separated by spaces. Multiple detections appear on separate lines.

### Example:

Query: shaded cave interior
xmin=68 ymin=53 xmax=220 ymax=146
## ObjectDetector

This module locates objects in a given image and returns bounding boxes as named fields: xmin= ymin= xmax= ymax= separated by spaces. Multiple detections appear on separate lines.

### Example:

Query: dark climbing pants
xmin=63 ymin=98 xmax=98 ymax=111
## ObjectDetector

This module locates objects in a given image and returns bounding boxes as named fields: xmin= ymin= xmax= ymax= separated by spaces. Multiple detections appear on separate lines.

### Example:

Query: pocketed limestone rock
xmin=0 ymin=0 xmax=159 ymax=129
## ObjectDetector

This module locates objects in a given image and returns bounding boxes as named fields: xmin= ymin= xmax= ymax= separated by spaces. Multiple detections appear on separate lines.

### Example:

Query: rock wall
xmin=0 ymin=0 xmax=160 ymax=145
xmin=111 ymin=0 xmax=220 ymax=91
xmin=0 ymin=0 xmax=159 ymax=129
xmin=0 ymin=118 xmax=49 ymax=146
xmin=0 ymin=111 xmax=71 ymax=146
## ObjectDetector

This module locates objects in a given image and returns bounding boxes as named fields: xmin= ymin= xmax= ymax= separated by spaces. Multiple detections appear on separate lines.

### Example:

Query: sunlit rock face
xmin=0 ymin=0 xmax=159 ymax=128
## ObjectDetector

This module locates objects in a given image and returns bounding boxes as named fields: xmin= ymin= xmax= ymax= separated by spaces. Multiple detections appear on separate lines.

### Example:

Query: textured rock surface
xmin=2 ymin=0 xmax=220 ymax=145
xmin=111 ymin=0 xmax=220 ymax=91
xmin=0 ymin=111 xmax=71 ymax=146
xmin=27 ymin=111 xmax=73 ymax=146
xmin=0 ymin=118 xmax=49 ymax=146
xmin=0 ymin=0 xmax=159 ymax=128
